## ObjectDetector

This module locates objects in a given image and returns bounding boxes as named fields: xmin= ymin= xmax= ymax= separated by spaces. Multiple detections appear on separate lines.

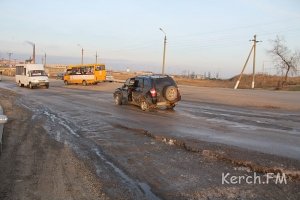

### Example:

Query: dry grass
xmin=112 ymin=72 xmax=300 ymax=90
xmin=45 ymin=67 xmax=66 ymax=77
xmin=175 ymin=74 xmax=300 ymax=89
xmin=174 ymin=77 xmax=233 ymax=88
xmin=0 ymin=67 xmax=15 ymax=76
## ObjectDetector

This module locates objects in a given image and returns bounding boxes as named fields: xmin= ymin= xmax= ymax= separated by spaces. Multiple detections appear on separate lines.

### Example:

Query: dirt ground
xmin=0 ymin=91 xmax=108 ymax=200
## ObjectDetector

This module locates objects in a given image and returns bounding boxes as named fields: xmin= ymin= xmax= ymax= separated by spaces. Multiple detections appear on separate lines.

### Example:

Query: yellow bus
xmin=63 ymin=64 xmax=106 ymax=86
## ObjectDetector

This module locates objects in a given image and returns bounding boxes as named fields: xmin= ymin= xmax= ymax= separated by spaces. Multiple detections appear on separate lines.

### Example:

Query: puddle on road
xmin=206 ymin=118 xmax=258 ymax=131
xmin=43 ymin=110 xmax=80 ymax=137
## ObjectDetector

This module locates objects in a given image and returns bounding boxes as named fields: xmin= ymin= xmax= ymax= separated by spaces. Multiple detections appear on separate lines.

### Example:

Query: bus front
xmin=94 ymin=64 xmax=106 ymax=83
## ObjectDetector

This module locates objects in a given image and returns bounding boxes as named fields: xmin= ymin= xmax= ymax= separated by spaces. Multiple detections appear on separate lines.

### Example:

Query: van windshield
xmin=29 ymin=70 xmax=47 ymax=77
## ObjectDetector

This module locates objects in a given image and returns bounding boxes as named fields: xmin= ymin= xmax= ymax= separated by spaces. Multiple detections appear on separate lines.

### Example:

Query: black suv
xmin=113 ymin=75 xmax=181 ymax=111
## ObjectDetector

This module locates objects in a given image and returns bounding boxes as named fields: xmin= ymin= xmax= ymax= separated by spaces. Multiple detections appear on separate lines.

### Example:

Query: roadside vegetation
xmin=112 ymin=72 xmax=300 ymax=90
xmin=268 ymin=36 xmax=300 ymax=88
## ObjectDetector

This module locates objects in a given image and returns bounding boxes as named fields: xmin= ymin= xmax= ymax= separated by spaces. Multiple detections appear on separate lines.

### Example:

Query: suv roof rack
xmin=136 ymin=74 xmax=170 ymax=79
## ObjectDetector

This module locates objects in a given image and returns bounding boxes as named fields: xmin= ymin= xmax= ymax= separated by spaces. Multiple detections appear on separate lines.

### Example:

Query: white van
xmin=15 ymin=64 xmax=49 ymax=89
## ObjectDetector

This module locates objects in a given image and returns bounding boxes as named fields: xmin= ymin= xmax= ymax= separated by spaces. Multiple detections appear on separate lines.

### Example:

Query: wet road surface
xmin=1 ymin=77 xmax=300 ymax=199
xmin=1 ymin=78 xmax=299 ymax=160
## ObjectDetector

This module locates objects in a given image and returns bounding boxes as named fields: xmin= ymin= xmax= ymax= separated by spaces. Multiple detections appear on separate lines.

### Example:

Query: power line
xmin=172 ymin=16 xmax=300 ymax=39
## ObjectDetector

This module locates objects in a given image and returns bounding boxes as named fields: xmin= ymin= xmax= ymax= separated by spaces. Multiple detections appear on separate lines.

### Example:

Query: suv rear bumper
xmin=156 ymin=102 xmax=175 ymax=106
xmin=152 ymin=95 xmax=181 ymax=105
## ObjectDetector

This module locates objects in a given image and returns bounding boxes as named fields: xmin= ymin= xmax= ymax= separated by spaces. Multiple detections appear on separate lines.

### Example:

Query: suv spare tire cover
xmin=164 ymin=86 xmax=178 ymax=101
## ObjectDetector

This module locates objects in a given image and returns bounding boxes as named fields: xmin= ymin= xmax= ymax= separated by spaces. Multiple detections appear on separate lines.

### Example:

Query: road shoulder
xmin=0 ymin=88 xmax=108 ymax=200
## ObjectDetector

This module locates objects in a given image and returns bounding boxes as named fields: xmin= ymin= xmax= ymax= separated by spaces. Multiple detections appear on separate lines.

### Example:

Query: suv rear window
xmin=154 ymin=77 xmax=177 ymax=88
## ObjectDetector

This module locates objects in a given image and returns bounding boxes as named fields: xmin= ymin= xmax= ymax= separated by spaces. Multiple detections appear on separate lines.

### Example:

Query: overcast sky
xmin=1 ymin=0 xmax=300 ymax=78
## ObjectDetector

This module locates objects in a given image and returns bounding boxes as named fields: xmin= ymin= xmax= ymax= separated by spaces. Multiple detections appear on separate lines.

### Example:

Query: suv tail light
xmin=150 ymin=88 xmax=157 ymax=97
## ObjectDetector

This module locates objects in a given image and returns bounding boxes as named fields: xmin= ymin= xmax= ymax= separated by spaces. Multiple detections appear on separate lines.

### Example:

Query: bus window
xmin=95 ymin=65 xmax=105 ymax=71
xmin=71 ymin=67 xmax=80 ymax=75
xmin=66 ymin=70 xmax=72 ymax=75
xmin=82 ymin=66 xmax=94 ymax=74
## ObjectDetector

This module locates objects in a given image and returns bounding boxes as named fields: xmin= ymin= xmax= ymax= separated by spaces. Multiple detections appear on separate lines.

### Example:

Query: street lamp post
xmin=159 ymin=28 xmax=167 ymax=75
xmin=78 ymin=44 xmax=84 ymax=65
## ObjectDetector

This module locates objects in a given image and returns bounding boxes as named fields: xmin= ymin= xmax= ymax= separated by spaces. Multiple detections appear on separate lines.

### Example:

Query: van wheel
xmin=46 ymin=84 xmax=49 ymax=89
xmin=29 ymin=83 xmax=33 ymax=89
xmin=140 ymin=101 xmax=149 ymax=111
xmin=82 ymin=80 xmax=87 ymax=86
xmin=64 ymin=80 xmax=68 ymax=85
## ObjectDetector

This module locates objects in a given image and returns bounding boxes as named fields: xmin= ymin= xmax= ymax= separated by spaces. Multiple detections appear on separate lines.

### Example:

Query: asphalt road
xmin=1 ymin=77 xmax=300 ymax=160
xmin=1 ymin=76 xmax=300 ymax=199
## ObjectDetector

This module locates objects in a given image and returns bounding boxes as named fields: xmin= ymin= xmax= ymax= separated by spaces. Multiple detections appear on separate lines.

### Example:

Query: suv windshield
xmin=29 ymin=70 xmax=47 ymax=77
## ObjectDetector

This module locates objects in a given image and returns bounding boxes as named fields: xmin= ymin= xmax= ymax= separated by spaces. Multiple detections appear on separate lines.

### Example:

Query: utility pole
xmin=250 ymin=35 xmax=261 ymax=89
xmin=77 ymin=44 xmax=84 ymax=64
xmin=234 ymin=35 xmax=261 ymax=89
xmin=81 ymin=48 xmax=84 ymax=65
xmin=33 ymin=44 xmax=36 ymax=64
xmin=95 ymin=51 xmax=98 ymax=64
xmin=7 ymin=52 xmax=13 ymax=68
xmin=44 ymin=53 xmax=47 ymax=66
xmin=234 ymin=46 xmax=254 ymax=89
xmin=159 ymin=28 xmax=167 ymax=75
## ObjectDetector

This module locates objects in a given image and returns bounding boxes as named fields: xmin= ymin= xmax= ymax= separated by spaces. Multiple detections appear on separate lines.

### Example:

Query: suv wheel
xmin=115 ymin=94 xmax=122 ymax=105
xmin=82 ymin=80 xmax=87 ymax=86
xmin=164 ymin=86 xmax=178 ymax=101
xmin=140 ymin=101 xmax=149 ymax=111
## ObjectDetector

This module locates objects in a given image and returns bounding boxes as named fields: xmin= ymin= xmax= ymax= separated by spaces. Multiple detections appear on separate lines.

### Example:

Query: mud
xmin=0 ymin=90 xmax=108 ymax=200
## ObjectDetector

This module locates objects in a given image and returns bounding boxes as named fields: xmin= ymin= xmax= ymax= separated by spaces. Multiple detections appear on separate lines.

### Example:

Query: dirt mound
xmin=176 ymin=74 xmax=300 ymax=89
